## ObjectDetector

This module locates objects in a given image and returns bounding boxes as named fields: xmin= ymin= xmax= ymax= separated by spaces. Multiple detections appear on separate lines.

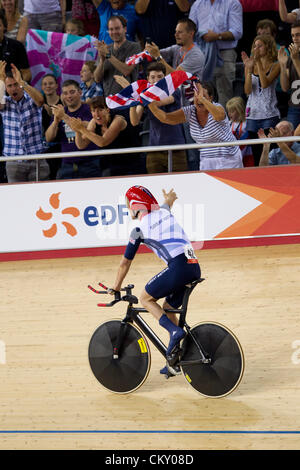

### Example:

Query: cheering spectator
xmin=0 ymin=0 xmax=28 ymax=43
xmin=92 ymin=0 xmax=139 ymax=44
xmin=0 ymin=10 xmax=31 ymax=82
xmin=94 ymin=15 xmax=141 ymax=97
xmin=129 ymin=61 xmax=187 ymax=174
xmin=66 ymin=96 xmax=144 ymax=176
xmin=41 ymin=73 xmax=62 ymax=180
xmin=45 ymin=79 xmax=101 ymax=180
xmin=79 ymin=61 xmax=103 ymax=103
xmin=242 ymin=34 xmax=281 ymax=165
xmin=278 ymin=21 xmax=300 ymax=128
xmin=0 ymin=61 xmax=49 ymax=183
xmin=258 ymin=120 xmax=300 ymax=165
xmin=148 ymin=81 xmax=243 ymax=170
xmin=135 ymin=0 xmax=190 ymax=49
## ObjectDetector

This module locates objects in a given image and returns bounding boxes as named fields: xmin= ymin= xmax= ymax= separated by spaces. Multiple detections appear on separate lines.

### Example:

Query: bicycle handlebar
xmin=88 ymin=282 xmax=138 ymax=307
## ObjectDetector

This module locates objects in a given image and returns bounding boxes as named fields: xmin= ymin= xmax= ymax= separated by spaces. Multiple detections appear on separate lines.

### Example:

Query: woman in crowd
xmin=226 ymin=96 xmax=254 ymax=167
xmin=241 ymin=34 xmax=280 ymax=165
xmin=41 ymin=74 xmax=62 ymax=180
xmin=65 ymin=95 xmax=136 ymax=176
xmin=1 ymin=0 xmax=28 ymax=43
xmin=148 ymin=81 xmax=243 ymax=171
xmin=79 ymin=60 xmax=103 ymax=103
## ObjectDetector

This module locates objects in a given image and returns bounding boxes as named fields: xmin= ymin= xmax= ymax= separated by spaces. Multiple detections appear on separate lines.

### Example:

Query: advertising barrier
xmin=1 ymin=165 xmax=300 ymax=261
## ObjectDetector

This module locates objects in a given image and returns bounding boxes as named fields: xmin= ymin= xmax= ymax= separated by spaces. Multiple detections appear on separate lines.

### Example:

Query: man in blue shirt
xmin=92 ymin=0 xmax=139 ymax=44
xmin=189 ymin=0 xmax=243 ymax=108
xmin=258 ymin=121 xmax=300 ymax=166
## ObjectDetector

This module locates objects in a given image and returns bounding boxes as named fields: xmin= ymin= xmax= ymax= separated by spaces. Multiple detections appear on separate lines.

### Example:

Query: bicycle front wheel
xmin=88 ymin=319 xmax=151 ymax=394
xmin=180 ymin=322 xmax=244 ymax=398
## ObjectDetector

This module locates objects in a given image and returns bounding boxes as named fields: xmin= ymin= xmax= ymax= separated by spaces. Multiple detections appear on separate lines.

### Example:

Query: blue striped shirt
xmin=189 ymin=0 xmax=243 ymax=49
xmin=1 ymin=92 xmax=44 ymax=157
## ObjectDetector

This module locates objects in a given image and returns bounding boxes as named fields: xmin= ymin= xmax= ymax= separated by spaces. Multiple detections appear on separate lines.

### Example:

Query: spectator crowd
xmin=1 ymin=0 xmax=300 ymax=183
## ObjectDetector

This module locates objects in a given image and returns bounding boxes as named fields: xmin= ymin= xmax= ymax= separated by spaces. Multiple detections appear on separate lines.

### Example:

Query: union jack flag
xmin=106 ymin=71 xmax=195 ymax=109
xmin=140 ymin=70 xmax=195 ymax=105
xmin=26 ymin=29 xmax=98 ymax=92
xmin=106 ymin=80 xmax=149 ymax=109
xmin=125 ymin=50 xmax=153 ymax=66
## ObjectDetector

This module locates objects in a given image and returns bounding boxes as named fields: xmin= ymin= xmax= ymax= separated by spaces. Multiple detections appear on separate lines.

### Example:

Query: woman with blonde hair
xmin=226 ymin=96 xmax=254 ymax=167
xmin=0 ymin=0 xmax=28 ymax=43
xmin=241 ymin=34 xmax=280 ymax=165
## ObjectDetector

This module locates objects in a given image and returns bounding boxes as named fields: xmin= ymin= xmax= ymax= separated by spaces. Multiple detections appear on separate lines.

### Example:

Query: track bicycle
xmin=87 ymin=279 xmax=244 ymax=397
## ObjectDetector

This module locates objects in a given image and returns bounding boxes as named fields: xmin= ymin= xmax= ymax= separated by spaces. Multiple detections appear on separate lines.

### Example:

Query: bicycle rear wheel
xmin=180 ymin=322 xmax=244 ymax=398
xmin=88 ymin=319 xmax=151 ymax=394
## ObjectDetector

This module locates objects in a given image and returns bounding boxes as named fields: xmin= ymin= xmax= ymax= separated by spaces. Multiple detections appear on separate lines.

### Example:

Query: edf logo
xmin=84 ymin=204 xmax=128 ymax=226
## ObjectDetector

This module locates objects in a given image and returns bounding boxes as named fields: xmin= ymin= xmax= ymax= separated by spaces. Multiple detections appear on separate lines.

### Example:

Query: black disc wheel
xmin=88 ymin=320 xmax=151 ymax=394
xmin=180 ymin=322 xmax=244 ymax=398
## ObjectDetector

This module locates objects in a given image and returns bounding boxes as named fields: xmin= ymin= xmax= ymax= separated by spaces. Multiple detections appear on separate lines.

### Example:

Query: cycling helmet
xmin=125 ymin=185 xmax=159 ymax=217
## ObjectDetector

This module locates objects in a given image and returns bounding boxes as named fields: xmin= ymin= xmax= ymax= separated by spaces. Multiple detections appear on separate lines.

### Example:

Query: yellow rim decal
xmin=138 ymin=338 xmax=147 ymax=353
xmin=185 ymin=373 xmax=192 ymax=383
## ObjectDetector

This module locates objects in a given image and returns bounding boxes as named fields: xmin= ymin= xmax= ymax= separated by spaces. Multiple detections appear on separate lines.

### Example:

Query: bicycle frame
xmin=88 ymin=279 xmax=209 ymax=365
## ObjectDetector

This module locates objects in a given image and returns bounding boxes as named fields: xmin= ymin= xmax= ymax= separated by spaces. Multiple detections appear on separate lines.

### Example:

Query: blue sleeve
xmin=124 ymin=227 xmax=143 ymax=260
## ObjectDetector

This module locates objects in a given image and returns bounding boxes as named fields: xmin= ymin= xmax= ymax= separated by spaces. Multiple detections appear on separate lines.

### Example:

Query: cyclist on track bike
xmin=108 ymin=185 xmax=201 ymax=374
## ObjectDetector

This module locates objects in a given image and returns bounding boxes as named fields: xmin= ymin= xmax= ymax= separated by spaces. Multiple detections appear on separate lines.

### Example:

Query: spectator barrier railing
xmin=0 ymin=136 xmax=299 ymax=181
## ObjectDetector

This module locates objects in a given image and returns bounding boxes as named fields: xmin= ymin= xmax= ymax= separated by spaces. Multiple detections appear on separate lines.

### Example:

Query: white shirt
xmin=24 ymin=0 xmax=61 ymax=14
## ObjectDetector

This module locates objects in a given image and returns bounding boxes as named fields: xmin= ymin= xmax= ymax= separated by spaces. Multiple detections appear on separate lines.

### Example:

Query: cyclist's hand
xmin=163 ymin=188 xmax=177 ymax=208
xmin=107 ymin=288 xmax=116 ymax=295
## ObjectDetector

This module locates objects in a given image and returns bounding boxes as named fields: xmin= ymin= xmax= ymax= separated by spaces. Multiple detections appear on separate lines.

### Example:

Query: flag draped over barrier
xmin=106 ymin=71 xmax=195 ymax=109
xmin=26 ymin=29 xmax=98 ymax=91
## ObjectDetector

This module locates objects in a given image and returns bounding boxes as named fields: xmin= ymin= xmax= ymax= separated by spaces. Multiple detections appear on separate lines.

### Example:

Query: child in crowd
xmin=65 ymin=18 xmax=85 ymax=36
xmin=226 ymin=96 xmax=254 ymax=167
xmin=79 ymin=60 xmax=103 ymax=103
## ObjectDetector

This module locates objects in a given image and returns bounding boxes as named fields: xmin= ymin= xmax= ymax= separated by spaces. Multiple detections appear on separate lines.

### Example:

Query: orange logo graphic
xmin=36 ymin=192 xmax=80 ymax=238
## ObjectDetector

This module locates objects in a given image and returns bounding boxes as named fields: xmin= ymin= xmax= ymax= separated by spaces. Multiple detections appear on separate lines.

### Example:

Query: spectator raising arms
xmin=148 ymin=81 xmax=243 ymax=171
xmin=242 ymin=34 xmax=280 ymax=166
xmin=278 ymin=0 xmax=300 ymax=24
xmin=129 ymin=61 xmax=187 ymax=174
xmin=0 ymin=0 xmax=28 ymax=43
xmin=0 ymin=61 xmax=49 ymax=183
xmin=278 ymin=21 xmax=300 ymax=129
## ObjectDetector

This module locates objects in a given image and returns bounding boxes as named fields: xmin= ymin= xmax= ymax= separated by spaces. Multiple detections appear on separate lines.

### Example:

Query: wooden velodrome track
xmin=0 ymin=242 xmax=300 ymax=450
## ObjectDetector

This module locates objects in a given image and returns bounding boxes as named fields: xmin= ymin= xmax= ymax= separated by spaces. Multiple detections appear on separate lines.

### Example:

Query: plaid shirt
xmin=1 ymin=92 xmax=44 ymax=157
xmin=80 ymin=81 xmax=103 ymax=102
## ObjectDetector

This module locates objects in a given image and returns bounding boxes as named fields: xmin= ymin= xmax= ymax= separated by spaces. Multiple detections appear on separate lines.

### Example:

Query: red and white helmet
xmin=125 ymin=185 xmax=159 ymax=216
